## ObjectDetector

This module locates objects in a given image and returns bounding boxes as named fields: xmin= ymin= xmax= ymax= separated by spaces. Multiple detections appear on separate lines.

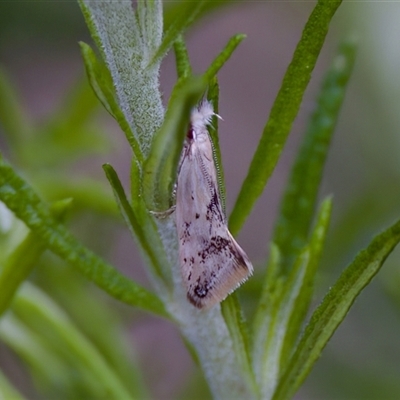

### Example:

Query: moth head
xmin=190 ymin=100 xmax=221 ymax=130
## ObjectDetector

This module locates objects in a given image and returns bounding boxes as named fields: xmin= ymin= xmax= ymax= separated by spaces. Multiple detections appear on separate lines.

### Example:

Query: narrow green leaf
xmin=143 ymin=76 xmax=206 ymax=211
xmin=273 ymin=217 xmax=400 ymax=400
xmin=273 ymin=39 xmax=356 ymax=273
xmin=0 ymin=369 xmax=24 ymax=400
xmin=13 ymin=284 xmax=134 ymax=400
xmin=43 ymin=77 xmax=100 ymax=139
xmin=229 ymin=0 xmax=343 ymax=235
xmin=38 ymin=262 xmax=150 ymax=399
xmin=79 ymin=42 xmax=115 ymax=117
xmin=203 ymin=34 xmax=246 ymax=82
xmin=130 ymin=157 xmax=142 ymax=209
xmin=0 ymin=233 xmax=45 ymax=318
xmin=0 ymin=154 xmax=167 ymax=317
xmin=103 ymin=163 xmax=171 ymax=284
xmin=0 ymin=314 xmax=77 ymax=396
xmin=163 ymin=0 xmax=242 ymax=32
xmin=252 ymin=37 xmax=354 ymax=397
xmin=79 ymin=42 xmax=143 ymax=162
xmin=257 ymin=249 xmax=310 ymax=399
xmin=16 ymin=76 xmax=110 ymax=168
xmin=279 ymin=197 xmax=332 ymax=372
xmin=207 ymin=77 xmax=226 ymax=213
xmin=79 ymin=0 xmax=164 ymax=154
xmin=174 ymin=35 xmax=192 ymax=78
xmin=149 ymin=0 xmax=207 ymax=68
xmin=252 ymin=243 xmax=282 ymax=379
xmin=0 ymin=199 xmax=71 ymax=318
xmin=14 ymin=77 xmax=109 ymax=168
xmin=130 ymin=158 xmax=171 ymax=284
xmin=0 ymin=67 xmax=31 ymax=150
xmin=221 ymin=295 xmax=258 ymax=397
xmin=252 ymin=243 xmax=281 ymax=329
xmin=33 ymin=173 xmax=118 ymax=217
xmin=136 ymin=0 xmax=163 ymax=58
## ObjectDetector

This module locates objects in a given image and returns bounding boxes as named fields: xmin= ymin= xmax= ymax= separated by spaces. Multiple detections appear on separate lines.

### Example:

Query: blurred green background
xmin=1 ymin=1 xmax=400 ymax=399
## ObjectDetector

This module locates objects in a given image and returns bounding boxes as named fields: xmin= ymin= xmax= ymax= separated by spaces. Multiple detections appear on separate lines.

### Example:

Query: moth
xmin=175 ymin=100 xmax=253 ymax=309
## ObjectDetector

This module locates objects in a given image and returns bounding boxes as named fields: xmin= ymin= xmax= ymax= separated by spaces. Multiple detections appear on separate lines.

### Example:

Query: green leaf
xmin=252 ymin=37 xmax=355 ymax=397
xmin=278 ymin=197 xmax=332 ymax=373
xmin=37 ymin=262 xmax=150 ymax=399
xmin=0 ymin=232 xmax=46 ymax=318
xmin=79 ymin=42 xmax=115 ymax=117
xmin=0 ymin=67 xmax=31 ymax=151
xmin=255 ymin=249 xmax=310 ymax=399
xmin=203 ymin=34 xmax=246 ymax=82
xmin=15 ymin=77 xmax=108 ymax=168
xmin=253 ymin=199 xmax=331 ymax=398
xmin=79 ymin=0 xmax=164 ymax=155
xmin=12 ymin=283 xmax=135 ymax=399
xmin=103 ymin=163 xmax=171 ymax=284
xmin=163 ymin=0 xmax=242 ymax=32
xmin=33 ymin=173 xmax=118 ymax=217
xmin=0 ymin=314 xmax=78 ymax=397
xmin=136 ymin=0 xmax=163 ymax=59
xmin=150 ymin=0 xmax=207 ymax=67
xmin=174 ymin=35 xmax=192 ymax=79
xmin=252 ymin=243 xmax=281 ymax=324
xmin=142 ymin=76 xmax=206 ymax=211
xmin=79 ymin=42 xmax=143 ymax=162
xmin=273 ymin=38 xmax=357 ymax=273
xmin=229 ymin=0 xmax=343 ymax=235
xmin=207 ymin=77 xmax=226 ymax=213
xmin=0 ymin=199 xmax=71 ymax=318
xmin=0 ymin=369 xmax=24 ymax=400
xmin=0 ymin=154 xmax=167 ymax=317
xmin=221 ymin=295 xmax=258 ymax=397
xmin=43 ymin=77 xmax=100 ymax=139
xmin=251 ymin=243 xmax=282 ymax=380
xmin=273 ymin=217 xmax=400 ymax=400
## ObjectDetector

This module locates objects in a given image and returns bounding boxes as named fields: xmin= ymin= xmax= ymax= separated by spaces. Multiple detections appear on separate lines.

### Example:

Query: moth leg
xmin=150 ymin=205 xmax=176 ymax=219
xmin=170 ymin=181 xmax=178 ymax=202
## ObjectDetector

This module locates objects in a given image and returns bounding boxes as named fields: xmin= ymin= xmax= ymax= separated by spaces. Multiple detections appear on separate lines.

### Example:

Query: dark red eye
xmin=187 ymin=126 xmax=194 ymax=140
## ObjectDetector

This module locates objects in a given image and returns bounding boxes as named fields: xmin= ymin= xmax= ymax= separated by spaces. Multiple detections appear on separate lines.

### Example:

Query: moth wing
xmin=176 ymin=107 xmax=253 ymax=309
xmin=181 ymin=227 xmax=253 ymax=309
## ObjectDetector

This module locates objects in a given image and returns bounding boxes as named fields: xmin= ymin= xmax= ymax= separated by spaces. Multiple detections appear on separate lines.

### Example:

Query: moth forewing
xmin=175 ymin=100 xmax=253 ymax=309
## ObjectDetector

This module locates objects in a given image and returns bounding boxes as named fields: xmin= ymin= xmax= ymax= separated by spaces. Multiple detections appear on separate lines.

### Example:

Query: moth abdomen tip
xmin=186 ymin=292 xmax=206 ymax=309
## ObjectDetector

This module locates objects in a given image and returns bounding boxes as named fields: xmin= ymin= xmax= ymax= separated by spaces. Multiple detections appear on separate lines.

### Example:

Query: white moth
xmin=175 ymin=100 xmax=253 ymax=309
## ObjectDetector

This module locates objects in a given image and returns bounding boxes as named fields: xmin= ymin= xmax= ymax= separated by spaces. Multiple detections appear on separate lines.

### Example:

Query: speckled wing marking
xmin=175 ymin=100 xmax=253 ymax=309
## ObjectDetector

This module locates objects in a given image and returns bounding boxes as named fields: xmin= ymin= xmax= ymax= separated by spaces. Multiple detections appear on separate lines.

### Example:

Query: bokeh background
xmin=1 ymin=1 xmax=400 ymax=399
